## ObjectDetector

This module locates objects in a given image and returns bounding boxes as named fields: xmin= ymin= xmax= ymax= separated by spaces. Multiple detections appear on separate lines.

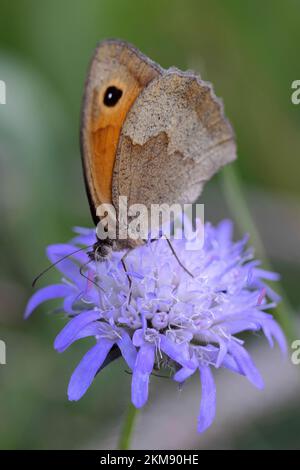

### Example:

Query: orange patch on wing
xmin=89 ymin=81 xmax=142 ymax=205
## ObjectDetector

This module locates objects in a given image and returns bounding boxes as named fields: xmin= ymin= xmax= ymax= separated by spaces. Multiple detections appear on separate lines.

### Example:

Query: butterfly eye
xmin=103 ymin=86 xmax=123 ymax=107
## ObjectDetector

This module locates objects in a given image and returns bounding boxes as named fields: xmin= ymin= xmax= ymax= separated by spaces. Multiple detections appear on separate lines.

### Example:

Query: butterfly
xmin=80 ymin=39 xmax=236 ymax=262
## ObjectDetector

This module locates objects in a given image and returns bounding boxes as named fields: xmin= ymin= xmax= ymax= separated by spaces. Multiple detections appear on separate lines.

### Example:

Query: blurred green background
xmin=0 ymin=0 xmax=300 ymax=449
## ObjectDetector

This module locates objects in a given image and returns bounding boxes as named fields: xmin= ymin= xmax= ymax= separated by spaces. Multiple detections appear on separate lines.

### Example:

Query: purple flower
xmin=25 ymin=221 xmax=286 ymax=433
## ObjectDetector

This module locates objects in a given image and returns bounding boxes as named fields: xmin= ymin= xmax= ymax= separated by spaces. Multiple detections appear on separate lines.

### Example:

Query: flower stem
xmin=118 ymin=403 xmax=139 ymax=450
xmin=221 ymin=165 xmax=295 ymax=341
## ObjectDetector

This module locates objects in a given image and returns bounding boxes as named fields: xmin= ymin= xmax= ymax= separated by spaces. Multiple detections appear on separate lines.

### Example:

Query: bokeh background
xmin=1 ymin=0 xmax=300 ymax=450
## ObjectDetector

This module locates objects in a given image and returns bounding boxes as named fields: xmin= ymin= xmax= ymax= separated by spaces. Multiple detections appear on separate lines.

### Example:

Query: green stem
xmin=221 ymin=165 xmax=295 ymax=341
xmin=118 ymin=403 xmax=139 ymax=450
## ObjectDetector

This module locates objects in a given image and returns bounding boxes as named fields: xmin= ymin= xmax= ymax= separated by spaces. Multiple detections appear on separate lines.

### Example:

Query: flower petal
xmin=226 ymin=320 xmax=261 ymax=335
xmin=217 ymin=219 xmax=233 ymax=249
xmin=253 ymin=268 xmax=280 ymax=281
xmin=54 ymin=310 xmax=101 ymax=352
xmin=71 ymin=226 xmax=96 ymax=246
xmin=229 ymin=341 xmax=264 ymax=389
xmin=68 ymin=339 xmax=113 ymax=401
xmin=46 ymin=244 xmax=88 ymax=286
xmin=197 ymin=365 xmax=216 ymax=433
xmin=221 ymin=353 xmax=244 ymax=375
xmin=73 ymin=323 xmax=103 ymax=341
xmin=63 ymin=293 xmax=79 ymax=314
xmin=215 ymin=338 xmax=228 ymax=368
xmin=159 ymin=335 xmax=194 ymax=369
xmin=262 ymin=319 xmax=287 ymax=355
xmin=24 ymin=284 xmax=72 ymax=319
xmin=132 ymin=329 xmax=144 ymax=347
xmin=117 ymin=331 xmax=137 ymax=370
xmin=174 ymin=366 xmax=196 ymax=383
xmin=131 ymin=343 xmax=155 ymax=408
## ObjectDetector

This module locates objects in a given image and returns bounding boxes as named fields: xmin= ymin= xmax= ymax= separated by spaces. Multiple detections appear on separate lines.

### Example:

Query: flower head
xmin=25 ymin=220 xmax=286 ymax=433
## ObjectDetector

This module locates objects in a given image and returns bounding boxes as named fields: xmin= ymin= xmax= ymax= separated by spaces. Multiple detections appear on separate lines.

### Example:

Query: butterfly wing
xmin=112 ymin=69 xmax=236 ymax=213
xmin=80 ymin=40 xmax=161 ymax=224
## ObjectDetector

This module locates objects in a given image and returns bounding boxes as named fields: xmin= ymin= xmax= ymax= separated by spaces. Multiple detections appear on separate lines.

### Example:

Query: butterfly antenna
xmin=32 ymin=243 xmax=94 ymax=288
xmin=79 ymin=259 xmax=105 ymax=292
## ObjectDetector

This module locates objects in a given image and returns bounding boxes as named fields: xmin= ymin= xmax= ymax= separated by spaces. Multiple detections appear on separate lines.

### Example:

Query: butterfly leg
xmin=164 ymin=237 xmax=194 ymax=278
xmin=121 ymin=249 xmax=133 ymax=302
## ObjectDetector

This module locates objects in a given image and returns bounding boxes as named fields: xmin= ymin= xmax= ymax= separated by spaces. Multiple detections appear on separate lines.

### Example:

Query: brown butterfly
xmin=80 ymin=39 xmax=236 ymax=261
